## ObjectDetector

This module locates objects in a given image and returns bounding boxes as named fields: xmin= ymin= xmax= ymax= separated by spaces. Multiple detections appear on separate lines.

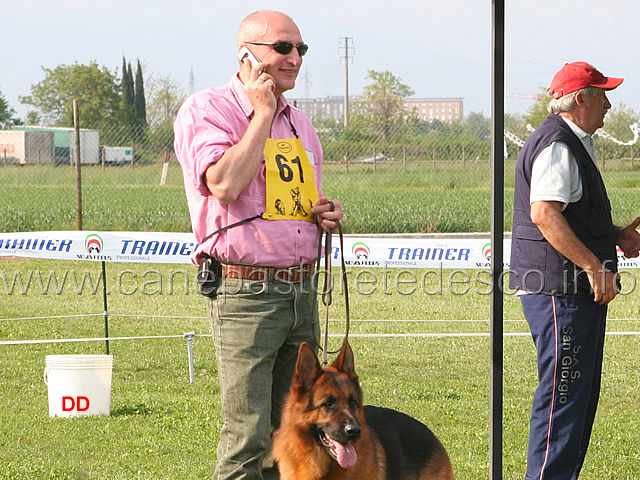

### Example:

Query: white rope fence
xmin=597 ymin=122 xmax=640 ymax=146
xmin=3 ymin=316 xmax=639 ymax=383
xmin=3 ymin=316 xmax=639 ymax=345
xmin=504 ymin=122 xmax=640 ymax=157
xmin=3 ymin=314 xmax=640 ymax=324
xmin=3 ymin=329 xmax=639 ymax=346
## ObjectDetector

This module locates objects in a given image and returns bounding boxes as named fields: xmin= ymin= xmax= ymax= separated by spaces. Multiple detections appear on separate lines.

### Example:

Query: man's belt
xmin=220 ymin=263 xmax=314 ymax=282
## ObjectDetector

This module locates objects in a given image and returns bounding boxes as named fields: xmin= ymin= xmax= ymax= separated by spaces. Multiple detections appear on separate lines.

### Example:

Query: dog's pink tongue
xmin=335 ymin=441 xmax=357 ymax=469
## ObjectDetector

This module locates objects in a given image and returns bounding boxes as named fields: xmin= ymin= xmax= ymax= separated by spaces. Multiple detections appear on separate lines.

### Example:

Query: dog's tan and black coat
xmin=273 ymin=339 xmax=454 ymax=480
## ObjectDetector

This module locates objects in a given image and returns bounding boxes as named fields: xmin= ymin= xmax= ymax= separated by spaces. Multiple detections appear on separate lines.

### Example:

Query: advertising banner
xmin=0 ymin=231 xmax=197 ymax=264
xmin=1 ymin=231 xmax=639 ymax=269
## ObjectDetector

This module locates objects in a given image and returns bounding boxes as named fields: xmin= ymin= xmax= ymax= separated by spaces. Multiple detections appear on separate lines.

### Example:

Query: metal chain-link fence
xmin=2 ymin=121 xmax=639 ymax=234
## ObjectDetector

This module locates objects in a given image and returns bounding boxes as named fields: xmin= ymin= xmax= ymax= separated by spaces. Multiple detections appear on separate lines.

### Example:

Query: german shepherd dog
xmin=273 ymin=339 xmax=454 ymax=480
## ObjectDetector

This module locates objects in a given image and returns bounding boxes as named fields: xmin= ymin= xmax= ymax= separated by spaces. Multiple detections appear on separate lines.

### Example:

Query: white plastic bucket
xmin=44 ymin=355 xmax=113 ymax=417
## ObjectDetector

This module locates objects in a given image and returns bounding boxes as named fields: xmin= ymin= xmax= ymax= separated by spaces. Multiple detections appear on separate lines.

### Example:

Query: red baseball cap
xmin=548 ymin=61 xmax=623 ymax=99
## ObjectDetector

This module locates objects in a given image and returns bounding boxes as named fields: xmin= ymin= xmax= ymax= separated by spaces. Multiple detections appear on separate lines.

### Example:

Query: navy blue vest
xmin=509 ymin=114 xmax=617 ymax=297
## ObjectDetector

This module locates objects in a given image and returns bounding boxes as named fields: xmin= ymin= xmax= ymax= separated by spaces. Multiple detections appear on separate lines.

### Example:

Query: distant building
xmin=11 ymin=125 xmax=100 ymax=164
xmin=289 ymin=96 xmax=357 ymax=122
xmin=404 ymin=98 xmax=464 ymax=122
xmin=289 ymin=96 xmax=464 ymax=123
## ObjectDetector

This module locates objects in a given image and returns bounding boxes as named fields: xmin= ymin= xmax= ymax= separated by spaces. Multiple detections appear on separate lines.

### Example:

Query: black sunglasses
xmin=246 ymin=41 xmax=309 ymax=57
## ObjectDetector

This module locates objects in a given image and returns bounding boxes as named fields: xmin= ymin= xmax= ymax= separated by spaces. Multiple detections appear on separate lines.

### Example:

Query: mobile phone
xmin=238 ymin=46 xmax=261 ymax=67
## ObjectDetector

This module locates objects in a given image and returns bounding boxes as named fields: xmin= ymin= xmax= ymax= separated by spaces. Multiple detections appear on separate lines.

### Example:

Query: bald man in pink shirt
xmin=174 ymin=10 xmax=343 ymax=480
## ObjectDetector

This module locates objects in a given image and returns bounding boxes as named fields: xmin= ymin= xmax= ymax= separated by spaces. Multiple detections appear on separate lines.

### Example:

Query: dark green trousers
xmin=208 ymin=277 xmax=319 ymax=480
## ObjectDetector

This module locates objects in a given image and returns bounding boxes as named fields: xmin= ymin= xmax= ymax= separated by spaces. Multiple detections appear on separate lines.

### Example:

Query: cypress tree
xmin=121 ymin=56 xmax=128 ymax=95
xmin=126 ymin=62 xmax=135 ymax=107
xmin=120 ymin=55 xmax=135 ymax=130
xmin=134 ymin=59 xmax=146 ymax=128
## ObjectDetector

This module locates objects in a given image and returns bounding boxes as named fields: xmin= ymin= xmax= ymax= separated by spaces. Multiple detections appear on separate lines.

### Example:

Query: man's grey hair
xmin=547 ymin=86 xmax=599 ymax=114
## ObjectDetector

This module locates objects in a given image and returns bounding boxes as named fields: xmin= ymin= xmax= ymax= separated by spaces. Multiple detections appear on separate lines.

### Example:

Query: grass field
xmin=2 ymin=160 xmax=640 ymax=234
xmin=3 ymin=259 xmax=640 ymax=479
xmin=2 ymin=159 xmax=640 ymax=478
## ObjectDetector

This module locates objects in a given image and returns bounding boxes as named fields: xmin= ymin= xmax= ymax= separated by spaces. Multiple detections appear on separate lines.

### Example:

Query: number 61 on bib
xmin=263 ymin=138 xmax=319 ymax=222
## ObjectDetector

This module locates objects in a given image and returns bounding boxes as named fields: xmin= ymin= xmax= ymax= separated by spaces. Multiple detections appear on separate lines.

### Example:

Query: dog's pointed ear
xmin=332 ymin=338 xmax=355 ymax=375
xmin=294 ymin=342 xmax=322 ymax=393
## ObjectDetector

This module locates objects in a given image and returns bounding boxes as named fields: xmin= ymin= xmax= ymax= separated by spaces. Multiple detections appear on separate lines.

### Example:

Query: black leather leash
xmin=199 ymin=214 xmax=262 ymax=245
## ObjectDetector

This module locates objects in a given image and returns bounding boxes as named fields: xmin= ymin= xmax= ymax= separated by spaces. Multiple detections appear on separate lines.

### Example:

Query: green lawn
xmin=2 ymin=158 xmax=640 ymax=478
xmin=2 ymin=259 xmax=640 ymax=479
xmin=2 ymin=161 xmax=640 ymax=234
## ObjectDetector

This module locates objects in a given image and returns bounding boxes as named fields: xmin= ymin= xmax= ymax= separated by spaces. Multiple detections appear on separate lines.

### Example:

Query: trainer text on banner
xmin=2 ymin=232 xmax=640 ymax=268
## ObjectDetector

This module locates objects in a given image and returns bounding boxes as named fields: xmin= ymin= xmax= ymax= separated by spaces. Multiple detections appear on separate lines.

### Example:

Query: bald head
xmin=236 ymin=10 xmax=304 ymax=97
xmin=237 ymin=10 xmax=300 ymax=47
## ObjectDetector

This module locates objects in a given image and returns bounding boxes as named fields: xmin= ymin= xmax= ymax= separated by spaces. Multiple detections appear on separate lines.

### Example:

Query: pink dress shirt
xmin=173 ymin=74 xmax=323 ymax=267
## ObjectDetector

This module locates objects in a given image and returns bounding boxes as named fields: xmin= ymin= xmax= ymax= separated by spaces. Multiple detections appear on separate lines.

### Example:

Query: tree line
xmin=0 ymin=57 xmax=186 ymax=151
xmin=1 ymin=64 xmax=638 ymax=161
xmin=313 ymin=71 xmax=640 ymax=164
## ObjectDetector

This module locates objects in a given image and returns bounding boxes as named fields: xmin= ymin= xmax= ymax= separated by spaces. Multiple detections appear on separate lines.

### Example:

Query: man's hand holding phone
xmin=238 ymin=46 xmax=276 ymax=115
xmin=238 ymin=47 xmax=263 ymax=70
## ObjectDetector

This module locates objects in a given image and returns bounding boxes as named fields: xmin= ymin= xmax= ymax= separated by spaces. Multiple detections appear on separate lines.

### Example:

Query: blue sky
xmin=3 ymin=0 xmax=640 ymax=122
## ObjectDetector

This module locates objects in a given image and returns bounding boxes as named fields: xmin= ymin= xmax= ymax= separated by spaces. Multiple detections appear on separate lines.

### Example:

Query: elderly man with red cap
xmin=510 ymin=62 xmax=640 ymax=479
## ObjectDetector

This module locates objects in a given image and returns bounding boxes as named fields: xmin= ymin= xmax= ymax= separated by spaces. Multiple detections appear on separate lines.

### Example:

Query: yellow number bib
xmin=263 ymin=138 xmax=319 ymax=222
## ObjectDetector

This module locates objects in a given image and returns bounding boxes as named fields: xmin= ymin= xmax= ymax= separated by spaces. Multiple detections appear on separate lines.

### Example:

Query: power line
xmin=302 ymin=68 xmax=312 ymax=98
xmin=338 ymin=37 xmax=354 ymax=127
xmin=188 ymin=68 xmax=196 ymax=96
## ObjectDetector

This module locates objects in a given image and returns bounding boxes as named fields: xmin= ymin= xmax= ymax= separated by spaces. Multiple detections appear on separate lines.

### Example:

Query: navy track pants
xmin=521 ymin=294 xmax=607 ymax=480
